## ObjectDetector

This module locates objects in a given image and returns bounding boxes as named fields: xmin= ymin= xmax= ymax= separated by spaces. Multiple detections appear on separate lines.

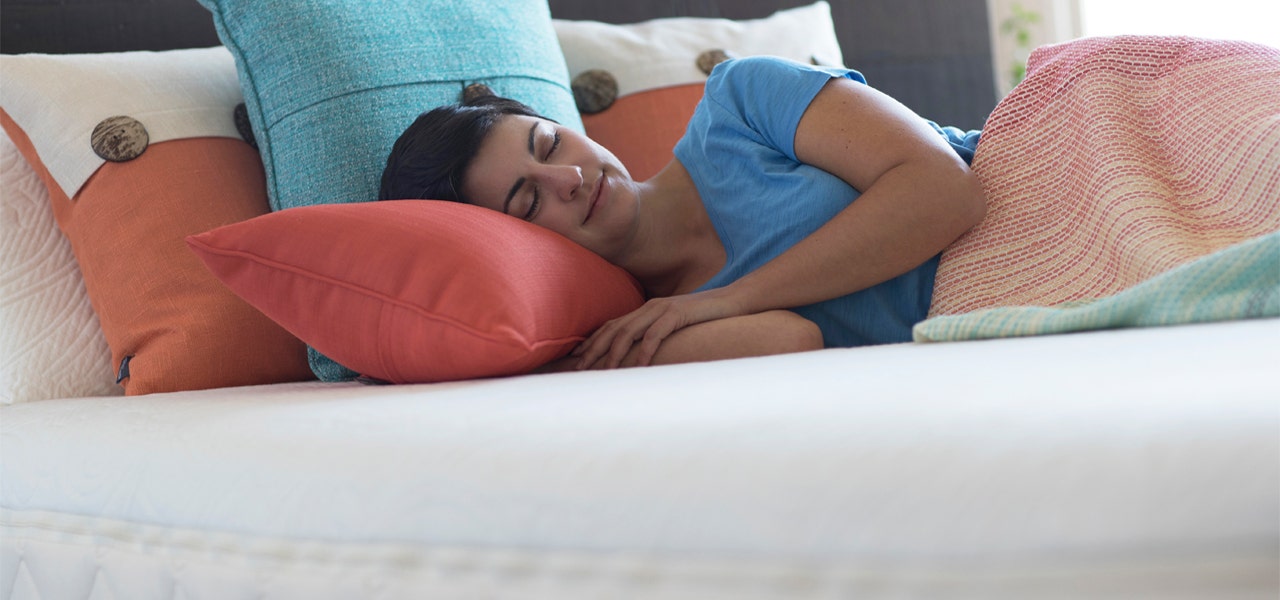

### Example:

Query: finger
xmin=579 ymin=306 xmax=651 ymax=369
xmin=605 ymin=326 xmax=644 ymax=370
xmin=634 ymin=313 xmax=682 ymax=367
xmin=576 ymin=332 xmax=614 ymax=370
xmin=634 ymin=333 xmax=664 ymax=368
xmin=606 ymin=309 xmax=662 ymax=369
xmin=576 ymin=318 xmax=623 ymax=369
xmin=579 ymin=298 xmax=669 ymax=369
xmin=604 ymin=302 xmax=683 ymax=369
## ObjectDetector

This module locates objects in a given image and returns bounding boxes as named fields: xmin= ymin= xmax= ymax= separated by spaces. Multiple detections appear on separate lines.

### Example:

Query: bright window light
xmin=1078 ymin=0 xmax=1280 ymax=49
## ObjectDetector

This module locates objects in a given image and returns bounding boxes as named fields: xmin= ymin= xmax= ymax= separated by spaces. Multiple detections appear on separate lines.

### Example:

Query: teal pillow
xmin=197 ymin=0 xmax=583 ymax=381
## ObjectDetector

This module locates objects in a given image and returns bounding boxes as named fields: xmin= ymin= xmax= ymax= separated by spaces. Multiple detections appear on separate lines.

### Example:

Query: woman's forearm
xmin=537 ymin=309 xmax=822 ymax=372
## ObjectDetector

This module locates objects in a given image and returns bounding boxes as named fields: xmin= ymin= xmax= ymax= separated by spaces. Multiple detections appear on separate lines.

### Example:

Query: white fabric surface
xmin=0 ymin=46 xmax=243 ymax=200
xmin=554 ymin=2 xmax=843 ymax=97
xmin=0 ymin=130 xmax=118 ymax=404
xmin=2 ymin=319 xmax=1277 ymax=598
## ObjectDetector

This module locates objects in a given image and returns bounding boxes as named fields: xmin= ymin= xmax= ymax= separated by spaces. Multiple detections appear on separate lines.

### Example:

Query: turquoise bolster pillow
xmin=197 ymin=0 xmax=582 ymax=212
xmin=196 ymin=0 xmax=583 ymax=381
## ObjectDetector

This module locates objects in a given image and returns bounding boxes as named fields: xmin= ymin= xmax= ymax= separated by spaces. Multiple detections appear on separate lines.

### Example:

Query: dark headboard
xmin=0 ymin=0 xmax=222 ymax=54
xmin=0 ymin=0 xmax=995 ymax=129
xmin=548 ymin=0 xmax=997 ymax=130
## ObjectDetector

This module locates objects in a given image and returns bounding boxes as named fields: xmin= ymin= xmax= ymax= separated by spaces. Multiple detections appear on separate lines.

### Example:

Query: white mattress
xmin=3 ymin=319 xmax=1278 ymax=599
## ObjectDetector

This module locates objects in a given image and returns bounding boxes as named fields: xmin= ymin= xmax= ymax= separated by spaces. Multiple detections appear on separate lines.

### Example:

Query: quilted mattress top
xmin=2 ymin=320 xmax=1278 ymax=594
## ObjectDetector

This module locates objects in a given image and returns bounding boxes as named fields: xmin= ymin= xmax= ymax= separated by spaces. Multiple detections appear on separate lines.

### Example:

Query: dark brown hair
xmin=379 ymin=95 xmax=546 ymax=203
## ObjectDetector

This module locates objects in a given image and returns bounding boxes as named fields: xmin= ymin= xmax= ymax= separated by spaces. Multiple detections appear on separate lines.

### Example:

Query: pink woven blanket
xmin=929 ymin=36 xmax=1280 ymax=316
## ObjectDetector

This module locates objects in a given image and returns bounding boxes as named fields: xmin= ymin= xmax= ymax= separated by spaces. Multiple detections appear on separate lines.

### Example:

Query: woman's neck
xmin=619 ymin=159 xmax=725 ymax=298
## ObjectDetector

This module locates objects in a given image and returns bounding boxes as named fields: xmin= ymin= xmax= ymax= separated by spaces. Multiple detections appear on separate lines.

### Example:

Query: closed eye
xmin=524 ymin=128 xmax=561 ymax=221
xmin=546 ymin=131 xmax=561 ymax=160
xmin=523 ymin=190 xmax=540 ymax=221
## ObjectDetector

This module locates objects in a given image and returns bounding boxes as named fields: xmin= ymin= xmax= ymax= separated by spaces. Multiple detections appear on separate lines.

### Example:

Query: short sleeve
xmin=699 ymin=56 xmax=867 ymax=160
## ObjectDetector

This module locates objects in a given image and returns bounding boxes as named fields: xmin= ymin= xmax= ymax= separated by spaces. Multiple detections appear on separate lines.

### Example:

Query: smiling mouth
xmin=584 ymin=172 xmax=605 ymax=224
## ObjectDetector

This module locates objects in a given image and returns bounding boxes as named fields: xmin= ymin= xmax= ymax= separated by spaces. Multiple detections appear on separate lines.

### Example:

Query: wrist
xmin=717 ymin=277 xmax=768 ymax=317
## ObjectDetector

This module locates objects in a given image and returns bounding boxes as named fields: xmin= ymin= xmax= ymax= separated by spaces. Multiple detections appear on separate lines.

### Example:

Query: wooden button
xmin=571 ymin=69 xmax=618 ymax=114
xmin=462 ymin=83 xmax=495 ymax=104
xmin=811 ymin=53 xmax=841 ymax=68
xmin=233 ymin=103 xmax=257 ymax=148
xmin=696 ymin=49 xmax=735 ymax=75
xmin=90 ymin=116 xmax=148 ymax=162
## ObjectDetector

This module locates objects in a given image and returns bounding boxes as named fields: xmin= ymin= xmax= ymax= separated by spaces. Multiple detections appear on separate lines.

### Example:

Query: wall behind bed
xmin=0 ymin=0 xmax=222 ymax=53
xmin=0 ymin=0 xmax=996 ymax=130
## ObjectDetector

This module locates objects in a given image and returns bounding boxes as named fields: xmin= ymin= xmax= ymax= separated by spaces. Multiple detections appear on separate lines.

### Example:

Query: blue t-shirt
xmin=673 ymin=56 xmax=980 ymax=347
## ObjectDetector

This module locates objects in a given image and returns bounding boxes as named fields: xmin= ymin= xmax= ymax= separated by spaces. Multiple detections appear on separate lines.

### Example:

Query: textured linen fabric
xmin=0 ymin=47 xmax=242 ymax=200
xmin=0 ymin=118 xmax=315 ymax=395
xmin=196 ymin=0 xmax=582 ymax=213
xmin=197 ymin=0 xmax=583 ymax=382
xmin=187 ymin=201 xmax=643 ymax=383
xmin=676 ymin=57 xmax=979 ymax=347
xmin=929 ymin=36 xmax=1280 ymax=318
xmin=0 ymin=47 xmax=314 ymax=396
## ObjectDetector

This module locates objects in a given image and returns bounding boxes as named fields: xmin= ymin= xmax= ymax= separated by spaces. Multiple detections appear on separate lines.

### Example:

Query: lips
xmin=584 ymin=172 xmax=606 ymax=224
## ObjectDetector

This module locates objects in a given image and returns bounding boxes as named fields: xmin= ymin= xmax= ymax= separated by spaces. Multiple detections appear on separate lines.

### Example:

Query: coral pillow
xmin=187 ymin=201 xmax=645 ymax=384
xmin=0 ymin=47 xmax=314 ymax=396
xmin=582 ymin=84 xmax=705 ymax=181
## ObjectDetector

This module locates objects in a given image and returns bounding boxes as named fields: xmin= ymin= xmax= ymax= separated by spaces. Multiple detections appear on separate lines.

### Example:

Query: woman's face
xmin=462 ymin=114 xmax=638 ymax=262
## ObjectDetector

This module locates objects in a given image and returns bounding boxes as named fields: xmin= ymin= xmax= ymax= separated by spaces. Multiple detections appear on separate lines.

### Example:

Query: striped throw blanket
xmin=915 ymin=36 xmax=1280 ymax=342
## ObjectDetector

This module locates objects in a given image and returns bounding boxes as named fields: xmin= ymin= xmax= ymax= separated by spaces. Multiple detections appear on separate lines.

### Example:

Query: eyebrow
xmin=502 ymin=122 xmax=540 ymax=215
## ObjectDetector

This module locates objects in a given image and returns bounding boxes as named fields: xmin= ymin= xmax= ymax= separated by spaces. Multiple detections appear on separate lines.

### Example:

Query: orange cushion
xmin=186 ymin=201 xmax=645 ymax=384
xmin=1 ymin=111 xmax=314 ymax=395
xmin=581 ymin=83 xmax=704 ymax=181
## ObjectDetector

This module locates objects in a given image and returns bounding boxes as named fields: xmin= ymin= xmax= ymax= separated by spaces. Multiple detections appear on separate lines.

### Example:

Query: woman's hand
xmin=573 ymin=288 xmax=745 ymax=370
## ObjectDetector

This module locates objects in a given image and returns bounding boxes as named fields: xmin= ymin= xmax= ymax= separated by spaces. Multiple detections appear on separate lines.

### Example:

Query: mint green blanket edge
xmin=912 ymin=231 xmax=1280 ymax=343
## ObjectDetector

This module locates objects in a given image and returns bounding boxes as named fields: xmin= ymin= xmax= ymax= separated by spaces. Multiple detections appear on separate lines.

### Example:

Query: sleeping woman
xmin=378 ymin=56 xmax=987 ymax=370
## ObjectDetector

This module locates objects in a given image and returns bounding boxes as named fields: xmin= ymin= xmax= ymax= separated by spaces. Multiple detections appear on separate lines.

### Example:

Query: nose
xmin=536 ymin=163 xmax=583 ymax=203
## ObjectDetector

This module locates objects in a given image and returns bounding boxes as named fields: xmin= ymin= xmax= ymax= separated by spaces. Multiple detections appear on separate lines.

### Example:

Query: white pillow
xmin=0 ymin=47 xmax=242 ymax=201
xmin=553 ymin=1 xmax=843 ymax=97
xmin=0 ymin=130 xmax=119 ymax=404
xmin=1 ymin=45 xmax=313 ymax=398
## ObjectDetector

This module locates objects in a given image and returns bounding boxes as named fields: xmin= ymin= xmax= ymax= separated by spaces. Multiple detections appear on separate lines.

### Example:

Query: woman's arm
xmin=535 ymin=310 xmax=822 ymax=373
xmin=577 ymin=77 xmax=986 ymax=369
xmin=731 ymin=75 xmax=987 ymax=309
